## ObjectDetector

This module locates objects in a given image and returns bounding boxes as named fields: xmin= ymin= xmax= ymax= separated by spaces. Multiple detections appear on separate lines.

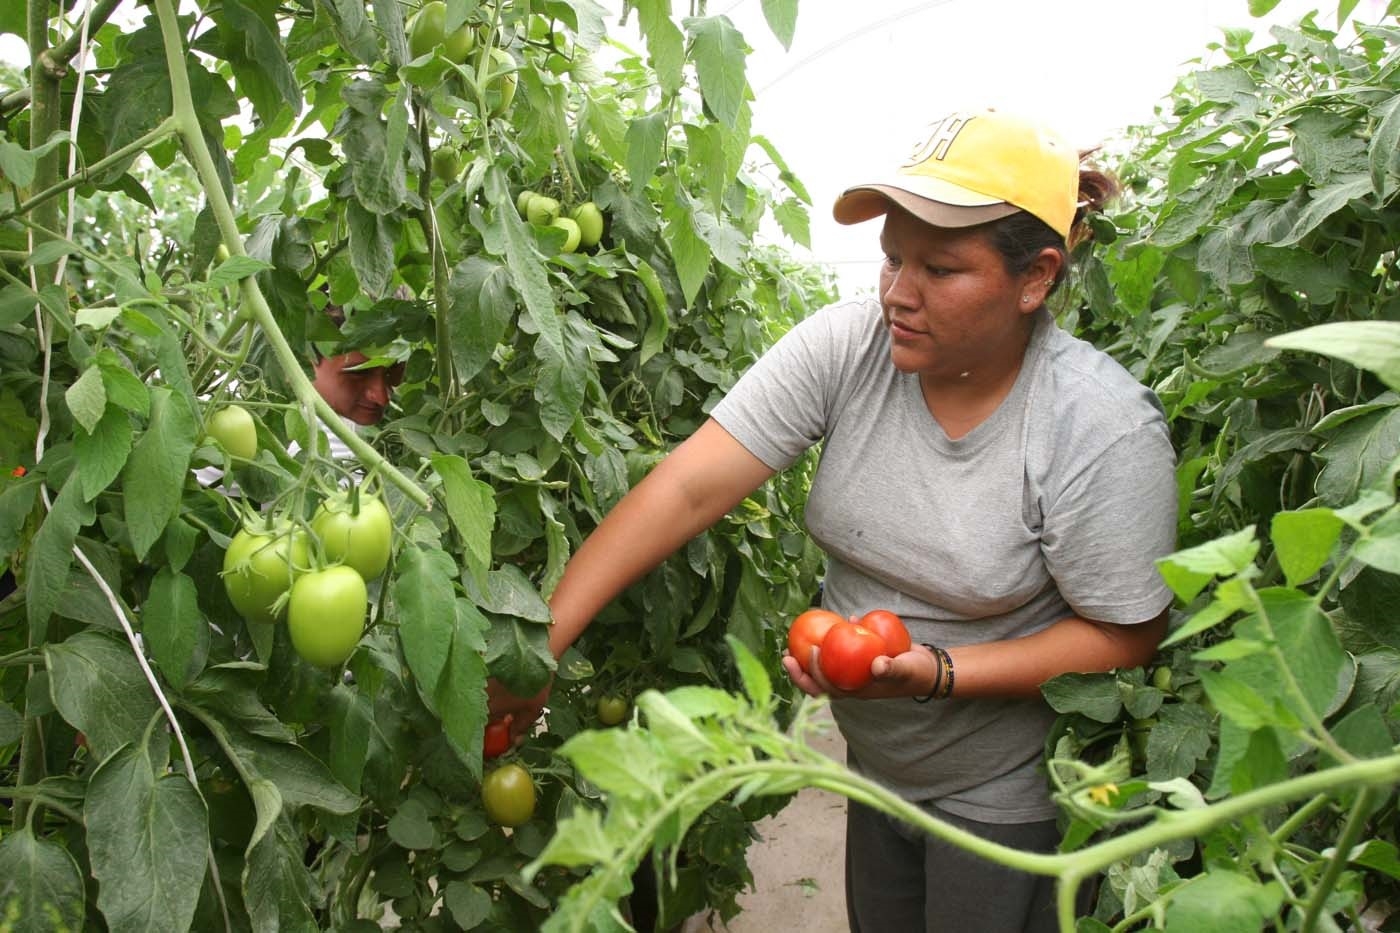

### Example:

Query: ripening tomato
xmin=483 ymin=719 xmax=512 ymax=759
xmin=859 ymin=609 xmax=912 ymax=656
xmin=311 ymin=491 xmax=393 ymax=582
xmin=482 ymin=763 xmax=536 ymax=827
xmin=787 ymin=608 xmax=844 ymax=674
xmin=818 ymin=622 xmax=887 ymax=692
xmin=287 ymin=565 xmax=367 ymax=668
xmin=223 ymin=525 xmax=309 ymax=624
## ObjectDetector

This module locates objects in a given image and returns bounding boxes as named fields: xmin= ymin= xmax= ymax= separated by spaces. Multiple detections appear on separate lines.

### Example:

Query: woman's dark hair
xmin=987 ymin=160 xmax=1119 ymax=293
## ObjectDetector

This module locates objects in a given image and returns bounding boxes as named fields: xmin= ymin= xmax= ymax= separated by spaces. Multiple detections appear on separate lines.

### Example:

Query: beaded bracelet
xmin=936 ymin=645 xmax=955 ymax=699
xmin=913 ymin=643 xmax=943 ymax=703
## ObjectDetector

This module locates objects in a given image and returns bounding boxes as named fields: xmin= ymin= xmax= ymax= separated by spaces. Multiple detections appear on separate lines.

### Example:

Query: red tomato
xmin=787 ymin=608 xmax=844 ymax=674
xmin=859 ymin=609 xmax=912 ymax=656
xmin=483 ymin=719 xmax=511 ymax=759
xmin=818 ymin=622 xmax=888 ymax=691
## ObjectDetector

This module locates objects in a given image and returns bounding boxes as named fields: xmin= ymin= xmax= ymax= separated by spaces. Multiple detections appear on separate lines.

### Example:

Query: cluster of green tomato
xmin=207 ymin=405 xmax=392 ymax=670
xmin=406 ymin=1 xmax=517 ymax=113
xmin=516 ymin=189 xmax=604 ymax=254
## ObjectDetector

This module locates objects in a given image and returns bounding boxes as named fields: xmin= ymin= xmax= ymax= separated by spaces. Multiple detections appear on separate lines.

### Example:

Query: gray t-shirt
xmin=710 ymin=299 xmax=1177 ymax=822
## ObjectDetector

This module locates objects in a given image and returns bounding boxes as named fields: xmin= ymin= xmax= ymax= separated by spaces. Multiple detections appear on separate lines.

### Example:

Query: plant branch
xmin=1300 ymin=787 xmax=1377 ymax=932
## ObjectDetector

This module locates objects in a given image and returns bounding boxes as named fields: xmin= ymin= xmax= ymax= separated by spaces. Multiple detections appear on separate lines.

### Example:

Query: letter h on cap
xmin=904 ymin=113 xmax=975 ymax=167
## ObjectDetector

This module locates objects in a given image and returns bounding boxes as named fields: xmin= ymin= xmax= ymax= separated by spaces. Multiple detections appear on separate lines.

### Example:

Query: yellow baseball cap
xmin=832 ymin=108 xmax=1080 ymax=238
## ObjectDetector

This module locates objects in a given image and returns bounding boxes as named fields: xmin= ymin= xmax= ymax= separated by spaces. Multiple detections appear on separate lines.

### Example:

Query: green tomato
xmin=432 ymin=146 xmax=463 ymax=183
xmin=223 ymin=526 xmax=309 ymax=625
xmin=407 ymin=1 xmax=447 ymax=58
xmin=516 ymin=188 xmax=540 ymax=218
xmin=484 ymin=47 xmax=517 ymax=117
xmin=596 ymin=695 xmax=629 ymax=726
xmin=571 ymin=202 xmax=604 ymax=249
xmin=443 ymin=21 xmax=476 ymax=63
xmin=1151 ymin=666 xmax=1173 ymax=692
xmin=550 ymin=216 xmax=581 ymax=253
xmin=287 ymin=565 xmax=367 ymax=668
xmin=311 ymin=491 xmax=393 ymax=582
xmin=206 ymin=405 xmax=258 ymax=461
xmin=525 ymin=193 xmax=559 ymax=226
xmin=482 ymin=763 xmax=536 ymax=827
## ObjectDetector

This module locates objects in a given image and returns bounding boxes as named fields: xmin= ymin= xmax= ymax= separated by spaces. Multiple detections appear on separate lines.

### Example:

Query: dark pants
xmin=845 ymin=799 xmax=1075 ymax=933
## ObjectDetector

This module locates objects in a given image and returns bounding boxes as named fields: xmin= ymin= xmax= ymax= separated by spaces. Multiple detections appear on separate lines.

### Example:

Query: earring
xmin=1044 ymin=280 xmax=1052 ymax=285
xmin=1021 ymin=296 xmax=1030 ymax=304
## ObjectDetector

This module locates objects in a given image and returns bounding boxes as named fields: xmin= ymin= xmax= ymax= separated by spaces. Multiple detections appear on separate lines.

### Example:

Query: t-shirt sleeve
xmin=710 ymin=302 xmax=862 ymax=470
xmin=1041 ymin=422 xmax=1178 ymax=625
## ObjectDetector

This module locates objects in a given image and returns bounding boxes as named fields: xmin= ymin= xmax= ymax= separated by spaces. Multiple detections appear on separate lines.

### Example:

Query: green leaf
xmin=1144 ymin=701 xmax=1213 ymax=781
xmin=488 ymin=166 xmax=563 ymax=361
xmin=210 ymin=717 xmax=360 ymax=816
xmin=772 ymin=197 xmax=811 ymax=248
xmin=122 ymin=387 xmax=198 ymax=560
xmin=434 ymin=600 xmax=490 ymax=777
xmin=142 ymin=568 xmax=207 ymax=690
xmin=86 ymin=743 xmax=209 ymax=933
xmin=633 ymin=260 xmax=671 ymax=364
xmin=1155 ymin=526 xmax=1259 ymax=603
xmin=0 ymin=826 xmax=87 ymax=933
xmin=1267 ymin=321 xmax=1400 ymax=392
xmin=484 ymin=612 xmax=555 ymax=698
xmin=205 ymin=255 xmax=273 ymax=290
xmin=387 ymin=798 xmax=439 ymax=850
xmin=1370 ymin=92 xmax=1400 ymax=199
xmin=1162 ymin=868 xmax=1282 ymax=932
xmin=625 ymin=112 xmax=667 ymax=195
xmin=759 ymin=0 xmax=798 ymax=49
xmin=1200 ymin=669 xmax=1286 ymax=731
xmin=74 ymin=406 xmax=133 ymax=502
xmin=445 ymin=255 xmax=514 ymax=384
xmin=443 ymin=880 xmax=494 ymax=928
xmin=65 ymin=365 xmax=107 ymax=434
xmin=1042 ymin=672 xmax=1123 ymax=723
xmin=1315 ymin=406 xmax=1400 ymax=507
xmin=1271 ymin=508 xmax=1343 ymax=587
xmin=632 ymin=0 xmax=685 ymax=95
xmin=1256 ymin=587 xmax=1353 ymax=719
xmin=684 ymin=16 xmax=748 ymax=128
xmin=243 ymin=814 xmax=319 ymax=930
xmin=24 ymin=476 xmax=97 ymax=638
xmin=320 ymin=0 xmax=382 ymax=63
xmin=215 ymin=0 xmax=303 ymax=124
xmin=430 ymin=453 xmax=496 ymax=588
xmin=46 ymin=632 xmax=159 ymax=763
xmin=1355 ymin=509 xmax=1400 ymax=575
xmin=347 ymin=200 xmax=400 ymax=300
xmin=661 ymin=190 xmax=711 ymax=308
xmin=558 ymin=728 xmax=668 ymax=801
xmin=327 ymin=683 xmax=373 ymax=794
xmin=394 ymin=544 xmax=460 ymax=698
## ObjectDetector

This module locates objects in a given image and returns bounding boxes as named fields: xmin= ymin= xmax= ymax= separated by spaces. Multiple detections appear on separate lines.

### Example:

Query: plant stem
xmin=1300 ymin=787 xmax=1377 ymax=931
xmin=150 ymin=0 xmax=431 ymax=510
xmin=0 ymin=786 xmax=84 ymax=823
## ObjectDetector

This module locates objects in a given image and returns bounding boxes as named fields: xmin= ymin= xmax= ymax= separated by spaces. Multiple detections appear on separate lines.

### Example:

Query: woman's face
xmin=877 ymin=209 xmax=1058 ymax=381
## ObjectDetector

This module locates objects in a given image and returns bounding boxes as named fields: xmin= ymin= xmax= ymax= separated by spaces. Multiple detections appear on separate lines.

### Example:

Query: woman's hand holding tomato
xmin=783 ymin=608 xmax=937 ymax=699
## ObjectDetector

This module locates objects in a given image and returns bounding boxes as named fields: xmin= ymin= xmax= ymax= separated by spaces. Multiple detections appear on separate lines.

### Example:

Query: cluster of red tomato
xmin=787 ymin=608 xmax=913 ymax=691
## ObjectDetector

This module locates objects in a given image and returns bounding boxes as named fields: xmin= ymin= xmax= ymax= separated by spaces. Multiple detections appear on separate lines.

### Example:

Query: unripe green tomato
xmin=485 ymin=47 xmax=517 ymax=117
xmin=287 ymin=565 xmax=367 ymax=668
xmin=443 ymin=21 xmax=476 ymax=63
xmin=223 ymin=526 xmax=309 ymax=625
xmin=432 ymin=147 xmax=463 ymax=182
xmin=206 ymin=405 xmax=258 ymax=461
xmin=596 ymin=695 xmax=629 ymax=726
xmin=526 ymin=194 xmax=560 ymax=226
xmin=1151 ymin=666 xmax=1173 ymax=692
xmin=214 ymin=243 xmax=231 ymax=262
xmin=550 ymin=216 xmax=581 ymax=253
xmin=407 ymin=1 xmax=448 ymax=58
xmin=311 ymin=492 xmax=393 ymax=582
xmin=517 ymin=189 xmax=540 ymax=218
xmin=571 ymin=202 xmax=604 ymax=249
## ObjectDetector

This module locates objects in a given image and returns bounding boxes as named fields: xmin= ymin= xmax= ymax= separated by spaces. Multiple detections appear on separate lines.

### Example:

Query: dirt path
xmin=688 ymin=705 xmax=848 ymax=933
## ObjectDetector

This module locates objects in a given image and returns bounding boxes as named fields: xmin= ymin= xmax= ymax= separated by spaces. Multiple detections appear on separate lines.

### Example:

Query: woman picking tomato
xmin=491 ymin=107 xmax=1177 ymax=932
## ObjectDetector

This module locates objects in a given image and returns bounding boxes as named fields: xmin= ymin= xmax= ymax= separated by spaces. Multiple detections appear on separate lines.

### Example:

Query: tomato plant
xmin=204 ymin=404 xmax=257 ymax=461
xmin=817 ymin=622 xmax=886 ymax=691
xmin=310 ymin=490 xmax=393 ymax=582
xmin=482 ymin=763 xmax=536 ymax=827
xmin=786 ymin=608 xmax=843 ymax=674
xmin=858 ymin=609 xmax=911 ymax=656
xmin=222 ymin=525 xmax=309 ymax=625
xmin=286 ymin=565 xmax=368 ymax=668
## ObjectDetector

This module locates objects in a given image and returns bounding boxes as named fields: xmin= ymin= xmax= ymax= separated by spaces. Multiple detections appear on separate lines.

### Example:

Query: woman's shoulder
xmin=1030 ymin=321 xmax=1168 ymax=440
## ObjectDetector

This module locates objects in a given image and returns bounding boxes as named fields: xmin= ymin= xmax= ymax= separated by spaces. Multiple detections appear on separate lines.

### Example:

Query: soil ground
xmin=686 ymin=705 xmax=849 ymax=933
